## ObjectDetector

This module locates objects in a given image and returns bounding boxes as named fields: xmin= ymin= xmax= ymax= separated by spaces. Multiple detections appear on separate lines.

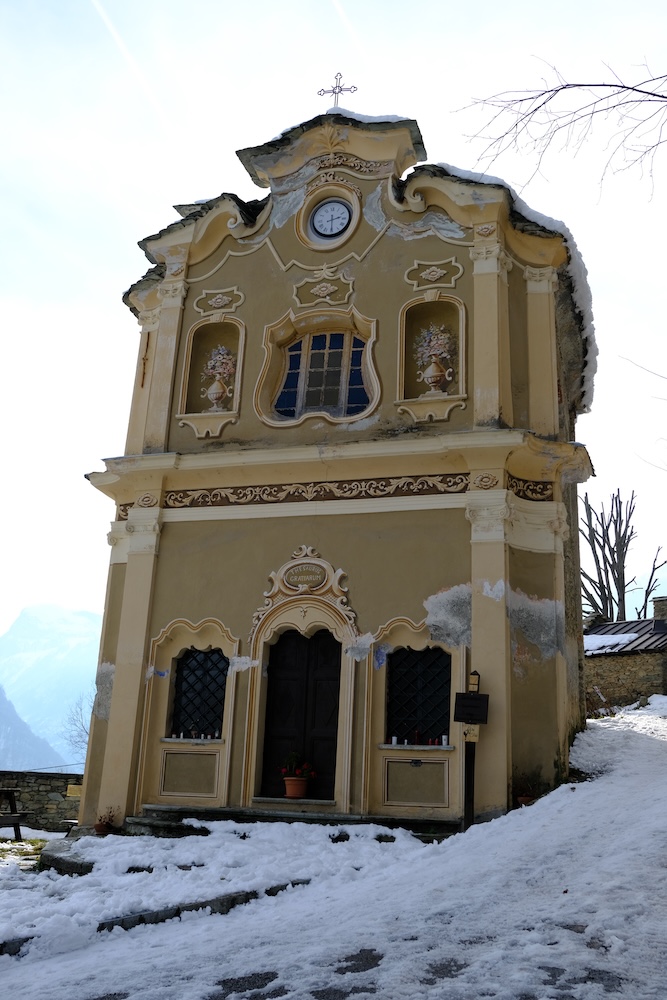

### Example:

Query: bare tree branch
xmin=61 ymin=689 xmax=94 ymax=757
xmin=579 ymin=491 xmax=663 ymax=621
xmin=635 ymin=548 xmax=667 ymax=618
xmin=472 ymin=64 xmax=667 ymax=186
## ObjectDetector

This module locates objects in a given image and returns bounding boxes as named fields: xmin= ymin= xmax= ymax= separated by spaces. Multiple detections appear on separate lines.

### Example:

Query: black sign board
xmin=454 ymin=692 xmax=489 ymax=725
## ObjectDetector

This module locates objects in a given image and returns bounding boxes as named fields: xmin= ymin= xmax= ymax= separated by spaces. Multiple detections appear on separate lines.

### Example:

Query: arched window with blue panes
xmin=274 ymin=332 xmax=369 ymax=419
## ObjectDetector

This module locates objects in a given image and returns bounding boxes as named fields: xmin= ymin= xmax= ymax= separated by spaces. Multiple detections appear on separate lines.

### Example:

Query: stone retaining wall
xmin=0 ymin=770 xmax=83 ymax=833
xmin=585 ymin=651 xmax=667 ymax=714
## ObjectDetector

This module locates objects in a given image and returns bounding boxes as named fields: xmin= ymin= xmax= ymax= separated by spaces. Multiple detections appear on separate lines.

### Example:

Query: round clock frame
xmin=310 ymin=198 xmax=352 ymax=239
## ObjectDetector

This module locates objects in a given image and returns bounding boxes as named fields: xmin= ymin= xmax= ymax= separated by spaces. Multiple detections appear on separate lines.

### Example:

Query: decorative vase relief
xmin=200 ymin=344 xmax=237 ymax=411
xmin=413 ymin=323 xmax=457 ymax=393
xmin=178 ymin=319 xmax=244 ymax=439
xmin=397 ymin=297 xmax=466 ymax=424
xmin=414 ymin=323 xmax=455 ymax=395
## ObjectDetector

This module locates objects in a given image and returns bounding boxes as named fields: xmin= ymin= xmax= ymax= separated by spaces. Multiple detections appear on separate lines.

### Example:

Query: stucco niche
xmin=177 ymin=317 xmax=245 ymax=439
xmin=396 ymin=294 xmax=467 ymax=423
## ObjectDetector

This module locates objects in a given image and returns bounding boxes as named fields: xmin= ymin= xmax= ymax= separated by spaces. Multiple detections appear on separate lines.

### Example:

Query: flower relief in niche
xmin=177 ymin=319 xmax=245 ymax=439
xmin=397 ymin=296 xmax=467 ymax=424
xmin=404 ymin=258 xmax=464 ymax=292
xmin=293 ymin=265 xmax=354 ymax=308
xmin=193 ymin=287 xmax=245 ymax=316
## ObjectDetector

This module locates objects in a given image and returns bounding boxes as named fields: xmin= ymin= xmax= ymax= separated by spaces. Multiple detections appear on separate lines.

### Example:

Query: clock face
xmin=311 ymin=199 xmax=352 ymax=238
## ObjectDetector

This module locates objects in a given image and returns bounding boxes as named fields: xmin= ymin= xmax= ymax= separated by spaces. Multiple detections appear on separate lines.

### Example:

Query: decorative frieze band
xmin=164 ymin=474 xmax=470 ymax=510
xmin=507 ymin=475 xmax=554 ymax=501
xmin=115 ymin=473 xmax=560 ymax=519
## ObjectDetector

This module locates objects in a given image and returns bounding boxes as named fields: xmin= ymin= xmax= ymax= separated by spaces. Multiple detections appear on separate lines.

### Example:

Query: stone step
xmin=126 ymin=805 xmax=460 ymax=841
xmin=124 ymin=815 xmax=210 ymax=838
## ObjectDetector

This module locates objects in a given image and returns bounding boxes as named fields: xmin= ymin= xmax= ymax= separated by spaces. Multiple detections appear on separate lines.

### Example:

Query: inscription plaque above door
xmin=284 ymin=563 xmax=327 ymax=589
xmin=250 ymin=545 xmax=357 ymax=641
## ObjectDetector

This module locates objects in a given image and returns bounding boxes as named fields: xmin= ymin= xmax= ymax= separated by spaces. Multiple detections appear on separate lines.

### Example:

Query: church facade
xmin=79 ymin=112 xmax=593 ymax=829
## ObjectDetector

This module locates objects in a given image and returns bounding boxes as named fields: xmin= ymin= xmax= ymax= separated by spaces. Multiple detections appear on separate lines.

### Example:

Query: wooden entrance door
xmin=261 ymin=629 xmax=341 ymax=799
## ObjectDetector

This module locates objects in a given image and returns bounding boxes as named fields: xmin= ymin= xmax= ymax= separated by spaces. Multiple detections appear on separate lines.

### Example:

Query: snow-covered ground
xmin=2 ymin=698 xmax=666 ymax=999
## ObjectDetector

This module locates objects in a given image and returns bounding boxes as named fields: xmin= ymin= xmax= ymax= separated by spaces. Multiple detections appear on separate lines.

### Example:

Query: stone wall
xmin=0 ymin=770 xmax=83 ymax=833
xmin=585 ymin=652 xmax=667 ymax=714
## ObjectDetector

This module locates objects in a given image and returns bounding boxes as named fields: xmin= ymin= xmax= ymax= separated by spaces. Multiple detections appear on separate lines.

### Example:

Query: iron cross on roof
xmin=318 ymin=72 xmax=357 ymax=108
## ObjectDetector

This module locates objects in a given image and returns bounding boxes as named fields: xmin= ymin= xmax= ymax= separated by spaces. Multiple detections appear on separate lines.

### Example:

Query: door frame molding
xmin=260 ymin=627 xmax=342 ymax=799
xmin=242 ymin=547 xmax=358 ymax=809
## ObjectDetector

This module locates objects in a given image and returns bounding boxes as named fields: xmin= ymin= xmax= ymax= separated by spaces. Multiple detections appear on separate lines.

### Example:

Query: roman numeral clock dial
xmin=311 ymin=199 xmax=352 ymax=238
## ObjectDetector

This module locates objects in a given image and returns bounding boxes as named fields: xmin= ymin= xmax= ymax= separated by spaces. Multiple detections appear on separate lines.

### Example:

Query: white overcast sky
xmin=1 ymin=0 xmax=666 ymax=635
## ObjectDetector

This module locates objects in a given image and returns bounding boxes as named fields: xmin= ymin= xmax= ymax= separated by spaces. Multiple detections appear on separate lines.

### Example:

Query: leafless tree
xmin=580 ymin=491 xmax=665 ymax=621
xmin=61 ymin=689 xmax=94 ymax=757
xmin=475 ymin=65 xmax=667 ymax=185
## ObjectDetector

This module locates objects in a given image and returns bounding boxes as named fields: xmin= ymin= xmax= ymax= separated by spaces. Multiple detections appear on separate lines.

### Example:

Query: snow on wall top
xmin=584 ymin=633 xmax=640 ymax=655
xmin=434 ymin=161 xmax=597 ymax=412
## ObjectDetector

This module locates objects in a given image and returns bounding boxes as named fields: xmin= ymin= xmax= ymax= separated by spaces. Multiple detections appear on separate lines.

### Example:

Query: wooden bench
xmin=0 ymin=788 xmax=29 ymax=842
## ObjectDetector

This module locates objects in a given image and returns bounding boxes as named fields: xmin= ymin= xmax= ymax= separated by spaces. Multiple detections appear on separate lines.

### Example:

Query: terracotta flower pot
xmin=283 ymin=777 xmax=309 ymax=799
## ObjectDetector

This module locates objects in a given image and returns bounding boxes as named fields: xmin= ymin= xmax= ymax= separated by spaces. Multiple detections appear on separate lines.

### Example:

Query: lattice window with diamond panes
xmin=171 ymin=647 xmax=229 ymax=738
xmin=274 ymin=332 xmax=369 ymax=419
xmin=386 ymin=646 xmax=451 ymax=745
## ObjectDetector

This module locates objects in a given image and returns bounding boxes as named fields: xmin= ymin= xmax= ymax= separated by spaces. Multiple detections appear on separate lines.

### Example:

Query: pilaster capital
xmin=547 ymin=506 xmax=570 ymax=541
xmin=126 ymin=505 xmax=162 ymax=555
xmin=465 ymin=490 xmax=514 ymax=542
xmin=107 ymin=521 xmax=130 ymax=564
xmin=157 ymin=279 xmax=188 ymax=309
xmin=138 ymin=307 xmax=161 ymax=332
xmin=524 ymin=266 xmax=557 ymax=293
xmin=469 ymin=243 xmax=513 ymax=281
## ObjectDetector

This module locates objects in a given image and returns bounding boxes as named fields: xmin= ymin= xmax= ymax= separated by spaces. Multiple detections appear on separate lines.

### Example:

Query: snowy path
xmin=2 ymin=698 xmax=667 ymax=999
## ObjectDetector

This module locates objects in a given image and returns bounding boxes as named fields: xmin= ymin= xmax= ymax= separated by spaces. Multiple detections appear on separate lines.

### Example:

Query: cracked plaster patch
xmin=424 ymin=584 xmax=472 ymax=647
xmin=93 ymin=662 xmax=115 ymax=721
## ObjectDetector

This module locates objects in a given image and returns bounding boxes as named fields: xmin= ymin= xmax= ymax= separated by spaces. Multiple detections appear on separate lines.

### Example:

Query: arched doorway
xmin=260 ymin=629 xmax=341 ymax=799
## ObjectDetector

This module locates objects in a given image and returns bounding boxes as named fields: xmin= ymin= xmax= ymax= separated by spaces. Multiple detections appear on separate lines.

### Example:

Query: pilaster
xmin=125 ymin=307 xmax=161 ymax=455
xmin=524 ymin=266 xmax=559 ymax=436
xmin=469 ymin=243 xmax=513 ymax=427
xmin=96 ymin=502 xmax=162 ymax=820
xmin=143 ymin=278 xmax=188 ymax=452
xmin=465 ymin=490 xmax=513 ymax=816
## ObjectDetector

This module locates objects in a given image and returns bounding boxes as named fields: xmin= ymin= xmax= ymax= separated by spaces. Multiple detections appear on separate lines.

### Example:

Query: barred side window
xmin=171 ymin=647 xmax=229 ymax=738
xmin=386 ymin=646 xmax=451 ymax=746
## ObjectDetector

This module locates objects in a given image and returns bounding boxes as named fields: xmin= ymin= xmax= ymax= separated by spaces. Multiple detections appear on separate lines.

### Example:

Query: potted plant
xmin=94 ymin=806 xmax=119 ymax=835
xmin=512 ymin=770 xmax=546 ymax=808
xmin=280 ymin=752 xmax=316 ymax=799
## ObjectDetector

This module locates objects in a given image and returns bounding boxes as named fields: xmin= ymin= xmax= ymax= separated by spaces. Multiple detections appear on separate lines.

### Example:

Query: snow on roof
xmin=584 ymin=633 xmax=640 ymax=655
xmin=437 ymin=162 xmax=597 ymax=412
xmin=324 ymin=107 xmax=411 ymax=123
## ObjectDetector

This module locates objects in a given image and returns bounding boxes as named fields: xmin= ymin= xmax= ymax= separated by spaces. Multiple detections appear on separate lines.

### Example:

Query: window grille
xmin=171 ymin=647 xmax=229 ymax=738
xmin=386 ymin=646 xmax=451 ymax=745
xmin=275 ymin=332 xmax=369 ymax=418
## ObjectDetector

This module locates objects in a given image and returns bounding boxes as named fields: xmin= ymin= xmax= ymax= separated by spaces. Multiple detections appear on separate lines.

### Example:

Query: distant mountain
xmin=0 ymin=606 xmax=102 ymax=767
xmin=0 ymin=684 xmax=65 ymax=770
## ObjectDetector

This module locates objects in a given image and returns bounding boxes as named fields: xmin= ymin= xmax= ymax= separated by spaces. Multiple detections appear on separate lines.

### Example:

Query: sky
xmin=1 ymin=0 xmax=666 ymax=635
xmin=2 ymin=696 xmax=667 ymax=997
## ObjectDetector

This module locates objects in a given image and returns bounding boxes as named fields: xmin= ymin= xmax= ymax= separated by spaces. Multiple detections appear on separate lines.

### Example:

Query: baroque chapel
xmin=79 ymin=110 xmax=593 ymax=829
